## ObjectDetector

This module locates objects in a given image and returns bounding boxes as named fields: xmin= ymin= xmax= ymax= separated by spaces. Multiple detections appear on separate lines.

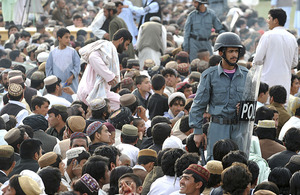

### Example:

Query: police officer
xmin=189 ymin=32 xmax=248 ymax=160
xmin=183 ymin=0 xmax=225 ymax=62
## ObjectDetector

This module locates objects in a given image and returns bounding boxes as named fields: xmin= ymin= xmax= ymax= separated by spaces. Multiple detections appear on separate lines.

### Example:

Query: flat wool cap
xmin=103 ymin=2 xmax=116 ymax=10
xmin=0 ymin=145 xmax=14 ymax=158
xmin=4 ymin=128 xmax=22 ymax=144
xmin=51 ymin=104 xmax=68 ymax=113
xmin=8 ymin=70 xmax=22 ymax=78
xmin=120 ymin=94 xmax=136 ymax=107
xmin=138 ymin=149 xmax=157 ymax=158
xmin=205 ymin=160 xmax=223 ymax=175
xmin=44 ymin=75 xmax=58 ymax=86
xmin=9 ymin=76 xmax=24 ymax=84
xmin=31 ymin=71 xmax=45 ymax=81
xmin=18 ymin=176 xmax=41 ymax=195
xmin=89 ymin=98 xmax=106 ymax=111
xmin=67 ymin=116 xmax=86 ymax=133
xmin=122 ymin=124 xmax=138 ymax=136
xmin=38 ymin=152 xmax=58 ymax=168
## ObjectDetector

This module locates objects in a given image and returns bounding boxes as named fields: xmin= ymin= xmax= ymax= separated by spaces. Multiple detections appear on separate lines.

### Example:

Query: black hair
xmin=70 ymin=135 xmax=88 ymax=148
xmin=82 ymin=155 xmax=109 ymax=182
xmin=222 ymin=150 xmax=248 ymax=169
xmin=88 ymin=124 xmax=104 ymax=142
xmin=268 ymin=8 xmax=287 ymax=27
xmin=67 ymin=104 xmax=84 ymax=117
xmin=8 ymin=92 xmax=23 ymax=102
xmin=295 ymin=106 xmax=300 ymax=116
xmin=151 ymin=74 xmax=165 ymax=91
xmin=268 ymin=167 xmax=291 ymax=195
xmin=19 ymin=139 xmax=42 ymax=159
xmin=179 ymin=115 xmax=190 ymax=133
xmin=135 ymin=75 xmax=148 ymax=85
xmin=176 ymin=82 xmax=191 ymax=94
xmin=138 ymin=155 xmax=157 ymax=166
xmin=48 ymin=106 xmax=68 ymax=122
xmin=269 ymin=85 xmax=287 ymax=104
xmin=18 ymin=125 xmax=34 ymax=138
xmin=109 ymin=166 xmax=133 ymax=195
xmin=161 ymin=68 xmax=176 ymax=77
xmin=133 ymin=118 xmax=143 ymax=128
xmin=283 ymin=128 xmax=300 ymax=152
xmin=259 ymin=82 xmax=269 ymax=95
xmin=67 ymin=150 xmax=90 ymax=166
xmin=9 ymin=128 xmax=25 ymax=153
xmin=255 ymin=126 xmax=276 ymax=140
xmin=9 ymin=50 xmax=20 ymax=61
xmin=213 ymin=139 xmax=239 ymax=161
xmin=8 ymin=175 xmax=26 ymax=195
xmin=94 ymin=145 xmax=121 ymax=171
xmin=5 ymin=115 xmax=17 ymax=131
xmin=91 ymin=105 xmax=109 ymax=120
xmin=121 ymin=133 xmax=138 ymax=144
xmin=222 ymin=163 xmax=252 ymax=195
xmin=124 ymin=99 xmax=138 ymax=114
xmin=0 ymin=58 xmax=11 ymax=68
xmin=73 ymin=14 xmax=83 ymax=21
xmin=38 ymin=166 xmax=62 ymax=195
xmin=253 ymin=181 xmax=280 ymax=195
xmin=169 ymin=96 xmax=185 ymax=107
xmin=118 ymin=173 xmax=142 ymax=188
xmin=119 ymin=88 xmax=131 ymax=96
xmin=45 ymin=77 xmax=61 ymax=94
xmin=183 ymin=169 xmax=208 ymax=193
xmin=0 ymin=117 xmax=5 ymax=130
xmin=77 ymin=29 xmax=87 ymax=38
xmin=31 ymin=78 xmax=44 ymax=89
xmin=73 ymin=178 xmax=98 ymax=195
xmin=71 ymin=101 xmax=88 ymax=115
xmin=247 ymin=160 xmax=259 ymax=186
xmin=152 ymin=122 xmax=171 ymax=145
xmin=255 ymin=106 xmax=274 ymax=124
xmin=0 ymin=151 xmax=14 ymax=171
xmin=31 ymin=96 xmax=50 ymax=111
xmin=209 ymin=55 xmax=222 ymax=67
xmin=20 ymin=30 xmax=31 ymax=38
xmin=57 ymin=28 xmax=70 ymax=39
xmin=184 ymin=100 xmax=194 ymax=113
xmin=290 ymin=172 xmax=300 ymax=195
xmin=161 ymin=148 xmax=185 ymax=176
xmin=292 ymin=74 xmax=299 ymax=88
xmin=175 ymin=153 xmax=199 ymax=177
xmin=112 ymin=28 xmax=132 ymax=43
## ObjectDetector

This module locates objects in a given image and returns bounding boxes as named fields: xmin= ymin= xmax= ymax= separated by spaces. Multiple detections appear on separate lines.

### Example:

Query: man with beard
xmin=189 ymin=32 xmax=248 ymax=160
xmin=77 ymin=28 xmax=132 ymax=110
xmin=86 ymin=98 xmax=111 ymax=127
xmin=0 ymin=70 xmax=9 ymax=105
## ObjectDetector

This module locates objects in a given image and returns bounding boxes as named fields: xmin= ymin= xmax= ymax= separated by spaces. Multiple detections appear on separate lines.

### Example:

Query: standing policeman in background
xmin=182 ymin=0 xmax=225 ymax=62
xmin=189 ymin=32 xmax=248 ymax=160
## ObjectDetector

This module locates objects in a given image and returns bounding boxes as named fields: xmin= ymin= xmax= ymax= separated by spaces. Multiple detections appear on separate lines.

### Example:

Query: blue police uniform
xmin=189 ymin=63 xmax=248 ymax=160
xmin=183 ymin=8 xmax=224 ymax=62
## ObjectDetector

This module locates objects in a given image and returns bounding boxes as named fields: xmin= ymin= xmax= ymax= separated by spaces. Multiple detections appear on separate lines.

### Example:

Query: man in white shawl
xmin=77 ymin=28 xmax=132 ymax=110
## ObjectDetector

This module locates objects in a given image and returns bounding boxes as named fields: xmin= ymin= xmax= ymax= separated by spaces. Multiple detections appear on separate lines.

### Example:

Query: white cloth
xmin=148 ymin=175 xmax=180 ymax=195
xmin=90 ymin=9 xmax=107 ymax=39
xmin=8 ymin=100 xmax=29 ymax=127
xmin=116 ymin=143 xmax=139 ymax=167
xmin=129 ymin=0 xmax=159 ymax=26
xmin=256 ymin=101 xmax=264 ymax=110
xmin=253 ymin=26 xmax=298 ymax=103
xmin=279 ymin=116 xmax=300 ymax=141
xmin=132 ymin=164 xmax=147 ymax=171
xmin=0 ymin=130 xmax=7 ymax=145
xmin=98 ymin=188 xmax=107 ymax=195
xmin=43 ymin=93 xmax=71 ymax=108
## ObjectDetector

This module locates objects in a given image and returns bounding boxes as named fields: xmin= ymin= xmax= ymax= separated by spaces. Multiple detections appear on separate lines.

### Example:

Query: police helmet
xmin=214 ymin=32 xmax=243 ymax=51
xmin=195 ymin=0 xmax=208 ymax=4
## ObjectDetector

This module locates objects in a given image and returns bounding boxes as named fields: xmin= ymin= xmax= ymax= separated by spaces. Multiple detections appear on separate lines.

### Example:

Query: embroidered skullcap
xmin=165 ymin=61 xmax=178 ymax=70
xmin=121 ymin=77 xmax=134 ymax=86
xmin=4 ymin=128 xmax=22 ymax=144
xmin=8 ymin=70 xmax=22 ymax=78
xmin=144 ymin=59 xmax=155 ymax=68
xmin=205 ymin=160 xmax=223 ymax=175
xmin=176 ymin=51 xmax=189 ymax=58
xmin=160 ymin=54 xmax=170 ymax=64
xmin=257 ymin=120 xmax=275 ymax=128
xmin=66 ymin=147 xmax=86 ymax=160
xmin=44 ymin=75 xmax=58 ymax=86
xmin=18 ymin=176 xmax=41 ymax=195
xmin=138 ymin=149 xmax=157 ymax=158
xmin=9 ymin=76 xmax=24 ymax=84
xmin=67 ymin=116 xmax=86 ymax=132
xmin=172 ymin=47 xmax=182 ymax=56
xmin=122 ymin=124 xmax=138 ymax=136
xmin=177 ymin=63 xmax=190 ymax=74
xmin=31 ymin=33 xmax=41 ymax=41
xmin=89 ymin=98 xmax=106 ymax=111
xmin=104 ymin=122 xmax=115 ymax=133
xmin=120 ymin=94 xmax=136 ymax=107
xmin=185 ymin=164 xmax=210 ymax=182
xmin=17 ymin=40 xmax=27 ymax=50
xmin=70 ymin=132 xmax=86 ymax=140
xmin=0 ymin=145 xmax=14 ymax=158
xmin=176 ymin=81 xmax=190 ymax=91
xmin=8 ymin=83 xmax=23 ymax=97
xmin=37 ymin=43 xmax=49 ymax=51
xmin=80 ymin=173 xmax=100 ymax=193
xmin=103 ymin=2 xmax=116 ymax=10
xmin=26 ymin=44 xmax=37 ymax=53
xmin=37 ymin=52 xmax=49 ymax=63
xmin=31 ymin=71 xmax=45 ymax=81
xmin=38 ymin=152 xmax=58 ymax=168
xmin=168 ymin=92 xmax=186 ymax=105
xmin=86 ymin=121 xmax=104 ymax=136
xmin=190 ymin=58 xmax=201 ymax=69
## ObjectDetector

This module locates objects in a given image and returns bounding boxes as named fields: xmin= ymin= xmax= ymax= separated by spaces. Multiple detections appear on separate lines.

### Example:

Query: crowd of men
xmin=0 ymin=0 xmax=299 ymax=194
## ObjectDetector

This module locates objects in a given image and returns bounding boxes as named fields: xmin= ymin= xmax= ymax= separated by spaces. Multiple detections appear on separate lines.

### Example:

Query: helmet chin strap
xmin=221 ymin=49 xmax=240 ymax=67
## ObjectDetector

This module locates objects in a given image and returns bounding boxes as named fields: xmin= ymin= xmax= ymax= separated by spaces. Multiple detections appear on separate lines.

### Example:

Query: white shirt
xmin=132 ymin=164 xmax=147 ymax=171
xmin=8 ymin=100 xmax=29 ymax=127
xmin=116 ymin=143 xmax=139 ymax=167
xmin=253 ymin=26 xmax=298 ymax=103
xmin=148 ymin=175 xmax=180 ymax=195
xmin=279 ymin=116 xmax=300 ymax=141
xmin=129 ymin=0 xmax=159 ymax=25
xmin=43 ymin=93 xmax=71 ymax=108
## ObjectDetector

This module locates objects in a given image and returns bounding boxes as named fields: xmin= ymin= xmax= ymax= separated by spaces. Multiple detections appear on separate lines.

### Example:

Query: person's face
xmin=273 ymin=113 xmax=279 ymax=128
xmin=119 ymin=177 xmax=141 ymax=194
xmin=71 ymin=138 xmax=88 ymax=151
xmin=193 ymin=1 xmax=199 ymax=9
xmin=58 ymin=0 xmax=66 ymax=8
xmin=48 ymin=113 xmax=60 ymax=128
xmin=104 ymin=167 xmax=110 ymax=184
xmin=116 ymin=155 xmax=121 ymax=167
xmin=260 ymin=91 xmax=269 ymax=104
xmin=104 ymin=9 xmax=111 ymax=19
xmin=58 ymin=33 xmax=70 ymax=47
xmin=15 ymin=53 xmax=24 ymax=63
xmin=109 ymin=131 xmax=115 ymax=145
xmin=2 ymin=185 xmax=16 ymax=195
xmin=179 ymin=173 xmax=202 ymax=194
xmin=73 ymin=18 xmax=83 ymax=27
xmin=138 ymin=78 xmax=151 ymax=93
xmin=164 ymin=74 xmax=176 ymax=87
xmin=183 ymin=87 xmax=193 ymax=98
xmin=170 ymin=100 xmax=185 ymax=117
xmin=117 ymin=4 xmax=123 ymax=15
xmin=267 ymin=14 xmax=277 ymax=30
xmin=137 ymin=121 xmax=146 ymax=135
xmin=1 ymin=73 xmax=9 ymax=89
xmin=99 ymin=125 xmax=111 ymax=143
xmin=59 ymin=160 xmax=65 ymax=174
xmin=35 ymin=102 xmax=49 ymax=116
xmin=291 ymin=78 xmax=300 ymax=95
xmin=223 ymin=47 xmax=239 ymax=64
xmin=117 ymin=39 xmax=131 ymax=54
xmin=9 ymin=28 xmax=18 ymax=36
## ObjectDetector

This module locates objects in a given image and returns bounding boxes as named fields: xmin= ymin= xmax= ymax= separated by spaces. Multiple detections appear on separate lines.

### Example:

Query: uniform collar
xmin=217 ymin=63 xmax=243 ymax=78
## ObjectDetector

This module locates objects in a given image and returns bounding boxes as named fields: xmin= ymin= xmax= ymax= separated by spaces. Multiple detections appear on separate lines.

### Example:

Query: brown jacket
xmin=271 ymin=102 xmax=291 ymax=137
xmin=259 ymin=139 xmax=286 ymax=160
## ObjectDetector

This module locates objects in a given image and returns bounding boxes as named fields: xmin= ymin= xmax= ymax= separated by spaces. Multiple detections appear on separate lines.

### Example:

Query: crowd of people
xmin=0 ymin=0 xmax=299 ymax=194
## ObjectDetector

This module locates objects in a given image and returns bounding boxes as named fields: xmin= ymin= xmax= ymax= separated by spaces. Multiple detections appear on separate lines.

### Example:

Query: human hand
xmin=119 ymin=180 xmax=136 ymax=195
xmin=66 ymin=74 xmax=74 ymax=85
xmin=193 ymin=134 xmax=207 ymax=149
xmin=103 ymin=33 xmax=110 ymax=40
xmin=137 ymin=106 xmax=147 ymax=121
xmin=63 ymin=86 xmax=75 ymax=95
xmin=72 ymin=159 xmax=82 ymax=177
xmin=108 ymin=76 xmax=118 ymax=86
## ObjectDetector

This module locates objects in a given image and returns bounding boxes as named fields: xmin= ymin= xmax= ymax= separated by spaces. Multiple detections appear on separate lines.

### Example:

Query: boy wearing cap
xmin=86 ymin=98 xmax=111 ymax=127
xmin=164 ymin=92 xmax=186 ymax=120
xmin=0 ymin=145 xmax=16 ymax=184
xmin=133 ymin=149 xmax=157 ymax=183
xmin=46 ymin=28 xmax=80 ymax=103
